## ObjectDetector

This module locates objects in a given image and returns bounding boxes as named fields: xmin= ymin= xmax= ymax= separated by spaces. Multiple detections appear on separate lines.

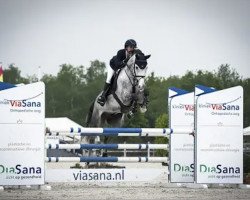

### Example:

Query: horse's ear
xmin=145 ymin=55 xmax=151 ymax=59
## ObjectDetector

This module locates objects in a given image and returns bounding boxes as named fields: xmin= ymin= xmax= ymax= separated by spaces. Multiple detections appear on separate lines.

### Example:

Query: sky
xmin=0 ymin=0 xmax=249 ymax=79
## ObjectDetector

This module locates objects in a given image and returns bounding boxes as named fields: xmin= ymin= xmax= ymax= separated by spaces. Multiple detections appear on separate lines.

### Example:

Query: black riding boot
xmin=97 ymin=83 xmax=111 ymax=106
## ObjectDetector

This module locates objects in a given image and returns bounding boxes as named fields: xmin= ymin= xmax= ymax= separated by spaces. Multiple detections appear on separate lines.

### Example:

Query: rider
xmin=97 ymin=39 xmax=142 ymax=106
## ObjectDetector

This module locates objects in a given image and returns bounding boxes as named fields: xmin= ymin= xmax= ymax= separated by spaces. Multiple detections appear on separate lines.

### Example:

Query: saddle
xmin=107 ymin=70 xmax=120 ymax=95
xmin=107 ymin=70 xmax=135 ymax=113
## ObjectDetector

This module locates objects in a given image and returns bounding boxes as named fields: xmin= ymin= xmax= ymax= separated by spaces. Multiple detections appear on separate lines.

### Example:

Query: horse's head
xmin=126 ymin=53 xmax=151 ymax=92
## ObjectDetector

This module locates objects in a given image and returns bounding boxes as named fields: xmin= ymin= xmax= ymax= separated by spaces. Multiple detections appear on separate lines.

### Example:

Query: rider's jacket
xmin=110 ymin=49 xmax=142 ymax=71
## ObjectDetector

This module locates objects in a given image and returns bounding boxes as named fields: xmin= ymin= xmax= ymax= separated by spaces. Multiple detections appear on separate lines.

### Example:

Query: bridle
xmin=125 ymin=60 xmax=146 ymax=89
xmin=112 ymin=56 xmax=147 ymax=113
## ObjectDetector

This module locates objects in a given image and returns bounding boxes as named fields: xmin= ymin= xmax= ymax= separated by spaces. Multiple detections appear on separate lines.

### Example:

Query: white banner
xmin=0 ymin=82 xmax=45 ymax=185
xmin=45 ymin=168 xmax=167 ymax=182
xmin=195 ymin=86 xmax=243 ymax=184
xmin=169 ymin=88 xmax=194 ymax=183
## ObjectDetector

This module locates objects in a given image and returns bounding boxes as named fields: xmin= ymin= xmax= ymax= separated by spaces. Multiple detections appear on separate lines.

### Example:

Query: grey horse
xmin=82 ymin=53 xmax=150 ymax=157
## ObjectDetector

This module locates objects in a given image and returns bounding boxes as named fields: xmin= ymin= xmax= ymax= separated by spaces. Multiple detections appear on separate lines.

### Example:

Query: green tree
xmin=3 ymin=64 xmax=29 ymax=84
xmin=216 ymin=64 xmax=242 ymax=89
xmin=243 ymin=78 xmax=250 ymax=127
xmin=85 ymin=60 xmax=106 ymax=83
xmin=84 ymin=60 xmax=106 ymax=108
xmin=43 ymin=64 xmax=88 ymax=124
xmin=3 ymin=61 xmax=249 ymax=130
xmin=154 ymin=113 xmax=169 ymax=156
xmin=43 ymin=61 xmax=106 ymax=126
xmin=145 ymin=72 xmax=168 ymax=127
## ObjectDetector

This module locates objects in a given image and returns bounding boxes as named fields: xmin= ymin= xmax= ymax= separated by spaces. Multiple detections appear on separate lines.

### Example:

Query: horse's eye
xmin=136 ymin=66 xmax=139 ymax=70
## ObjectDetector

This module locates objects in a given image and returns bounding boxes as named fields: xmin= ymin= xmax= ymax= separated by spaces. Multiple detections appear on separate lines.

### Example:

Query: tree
xmin=145 ymin=73 xmax=169 ymax=127
xmin=216 ymin=64 xmax=242 ymax=89
xmin=3 ymin=64 xmax=29 ymax=84
xmin=85 ymin=60 xmax=106 ymax=84
xmin=242 ymin=78 xmax=250 ymax=127
xmin=3 ymin=61 xmax=249 ymax=130
xmin=43 ymin=61 xmax=106 ymax=126
xmin=154 ymin=113 xmax=169 ymax=156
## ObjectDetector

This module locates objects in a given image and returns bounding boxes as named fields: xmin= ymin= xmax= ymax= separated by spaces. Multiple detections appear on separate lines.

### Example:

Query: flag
xmin=0 ymin=66 xmax=3 ymax=82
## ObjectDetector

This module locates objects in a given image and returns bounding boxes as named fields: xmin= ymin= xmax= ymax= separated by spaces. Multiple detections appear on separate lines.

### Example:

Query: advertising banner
xmin=46 ymin=168 xmax=167 ymax=182
xmin=195 ymin=86 xmax=243 ymax=183
xmin=0 ymin=82 xmax=45 ymax=185
xmin=169 ymin=87 xmax=194 ymax=183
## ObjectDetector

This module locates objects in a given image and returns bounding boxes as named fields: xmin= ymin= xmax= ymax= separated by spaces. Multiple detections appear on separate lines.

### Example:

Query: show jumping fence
xmin=45 ymin=127 xmax=191 ymax=163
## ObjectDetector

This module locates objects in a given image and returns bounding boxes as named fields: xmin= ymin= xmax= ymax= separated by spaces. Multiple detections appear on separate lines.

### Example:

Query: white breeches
xmin=106 ymin=65 xmax=115 ymax=84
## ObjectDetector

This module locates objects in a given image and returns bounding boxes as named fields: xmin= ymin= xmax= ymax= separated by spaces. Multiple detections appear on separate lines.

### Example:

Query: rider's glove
xmin=123 ymin=57 xmax=130 ymax=64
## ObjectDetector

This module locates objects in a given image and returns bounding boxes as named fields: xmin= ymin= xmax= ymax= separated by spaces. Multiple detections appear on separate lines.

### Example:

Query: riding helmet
xmin=124 ymin=39 xmax=137 ymax=48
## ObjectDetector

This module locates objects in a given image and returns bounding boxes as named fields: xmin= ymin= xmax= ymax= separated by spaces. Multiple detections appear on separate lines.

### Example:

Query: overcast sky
xmin=0 ymin=0 xmax=249 ymax=79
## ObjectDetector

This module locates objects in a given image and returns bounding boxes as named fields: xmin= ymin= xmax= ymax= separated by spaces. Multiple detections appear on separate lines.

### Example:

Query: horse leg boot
xmin=97 ymin=83 xmax=111 ymax=106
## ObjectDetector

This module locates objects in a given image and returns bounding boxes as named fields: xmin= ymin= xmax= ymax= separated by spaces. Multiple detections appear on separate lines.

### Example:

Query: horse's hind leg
xmin=102 ymin=113 xmax=124 ymax=157
xmin=102 ymin=136 xmax=108 ymax=157
xmin=81 ymin=104 xmax=102 ymax=158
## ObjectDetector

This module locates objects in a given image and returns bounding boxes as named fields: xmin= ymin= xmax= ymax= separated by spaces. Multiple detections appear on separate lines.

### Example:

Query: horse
xmin=82 ymin=53 xmax=150 ymax=157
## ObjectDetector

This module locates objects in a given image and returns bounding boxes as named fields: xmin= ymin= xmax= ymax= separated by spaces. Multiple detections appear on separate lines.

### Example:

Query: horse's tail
xmin=86 ymin=101 xmax=95 ymax=127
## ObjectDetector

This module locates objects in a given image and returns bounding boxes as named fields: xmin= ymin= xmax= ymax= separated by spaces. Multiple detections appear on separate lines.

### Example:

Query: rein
xmin=125 ymin=61 xmax=145 ymax=89
xmin=112 ymin=60 xmax=145 ymax=113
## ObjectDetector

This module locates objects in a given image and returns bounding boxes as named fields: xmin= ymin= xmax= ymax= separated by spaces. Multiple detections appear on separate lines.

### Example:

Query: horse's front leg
xmin=138 ymin=89 xmax=149 ymax=113
xmin=102 ymin=136 xmax=108 ymax=157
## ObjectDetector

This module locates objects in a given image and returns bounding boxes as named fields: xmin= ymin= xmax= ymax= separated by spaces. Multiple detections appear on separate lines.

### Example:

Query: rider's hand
xmin=123 ymin=57 xmax=130 ymax=64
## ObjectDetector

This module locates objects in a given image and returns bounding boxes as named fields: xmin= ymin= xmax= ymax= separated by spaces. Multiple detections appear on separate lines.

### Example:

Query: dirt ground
xmin=1 ymin=163 xmax=250 ymax=200
xmin=1 ymin=182 xmax=250 ymax=200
